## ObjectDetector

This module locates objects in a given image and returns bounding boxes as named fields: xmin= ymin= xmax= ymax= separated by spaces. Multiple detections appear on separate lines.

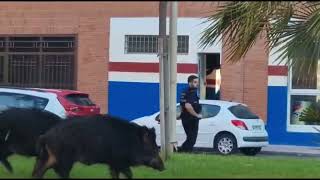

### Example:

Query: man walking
xmin=178 ymin=75 xmax=202 ymax=152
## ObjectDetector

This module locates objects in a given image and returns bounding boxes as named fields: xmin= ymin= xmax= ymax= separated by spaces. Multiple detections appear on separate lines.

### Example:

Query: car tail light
xmin=57 ymin=96 xmax=78 ymax=114
xmin=231 ymin=120 xmax=248 ymax=130
xmin=64 ymin=106 xmax=81 ymax=117
xmin=57 ymin=95 xmax=100 ymax=117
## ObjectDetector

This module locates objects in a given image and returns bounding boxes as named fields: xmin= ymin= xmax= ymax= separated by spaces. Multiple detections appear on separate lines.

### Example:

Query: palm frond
xmin=199 ymin=1 xmax=293 ymax=63
xmin=271 ymin=3 xmax=320 ymax=81
xmin=199 ymin=1 xmax=320 ymax=81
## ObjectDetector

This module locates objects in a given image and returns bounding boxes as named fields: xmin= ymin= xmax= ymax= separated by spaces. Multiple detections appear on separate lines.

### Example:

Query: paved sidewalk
xmin=193 ymin=145 xmax=320 ymax=157
xmin=261 ymin=145 xmax=320 ymax=157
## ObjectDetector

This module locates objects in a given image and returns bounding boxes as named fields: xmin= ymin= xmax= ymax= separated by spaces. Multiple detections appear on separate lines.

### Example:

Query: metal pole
xmin=168 ymin=1 xmax=178 ymax=155
xmin=163 ymin=8 xmax=170 ymax=160
xmin=158 ymin=1 xmax=168 ymax=161
xmin=199 ymin=54 xmax=206 ymax=100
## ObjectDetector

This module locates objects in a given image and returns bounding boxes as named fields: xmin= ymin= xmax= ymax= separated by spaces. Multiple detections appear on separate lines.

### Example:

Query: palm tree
xmin=199 ymin=1 xmax=320 ymax=84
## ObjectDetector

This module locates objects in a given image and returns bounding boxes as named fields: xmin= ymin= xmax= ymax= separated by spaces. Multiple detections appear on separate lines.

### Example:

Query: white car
xmin=132 ymin=100 xmax=268 ymax=156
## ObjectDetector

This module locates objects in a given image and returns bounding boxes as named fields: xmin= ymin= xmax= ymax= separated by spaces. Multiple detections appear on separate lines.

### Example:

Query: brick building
xmin=0 ymin=2 xmax=315 ymax=146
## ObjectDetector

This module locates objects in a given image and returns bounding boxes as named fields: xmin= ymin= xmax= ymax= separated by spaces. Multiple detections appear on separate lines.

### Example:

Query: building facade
xmin=0 ymin=2 xmax=317 ymax=146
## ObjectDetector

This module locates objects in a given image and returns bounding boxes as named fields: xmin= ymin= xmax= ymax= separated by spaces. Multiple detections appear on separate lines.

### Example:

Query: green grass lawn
xmin=1 ymin=153 xmax=320 ymax=178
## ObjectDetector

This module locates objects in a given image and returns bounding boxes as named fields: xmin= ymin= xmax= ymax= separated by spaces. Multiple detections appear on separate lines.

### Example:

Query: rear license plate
xmin=252 ymin=125 xmax=261 ymax=130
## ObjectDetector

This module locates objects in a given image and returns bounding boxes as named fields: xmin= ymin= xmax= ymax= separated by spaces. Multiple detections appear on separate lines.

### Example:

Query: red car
xmin=0 ymin=87 xmax=100 ymax=118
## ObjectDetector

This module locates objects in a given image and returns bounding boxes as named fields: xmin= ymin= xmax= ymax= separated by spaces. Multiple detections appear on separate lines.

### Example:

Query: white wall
xmin=109 ymin=17 xmax=222 ymax=64
xmin=268 ymin=44 xmax=287 ymax=66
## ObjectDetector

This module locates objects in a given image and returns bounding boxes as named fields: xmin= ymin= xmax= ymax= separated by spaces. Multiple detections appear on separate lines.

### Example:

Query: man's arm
xmin=185 ymin=103 xmax=202 ymax=119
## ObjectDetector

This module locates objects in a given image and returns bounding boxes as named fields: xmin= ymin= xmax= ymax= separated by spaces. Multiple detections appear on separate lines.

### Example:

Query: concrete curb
xmin=192 ymin=145 xmax=320 ymax=157
xmin=261 ymin=145 xmax=320 ymax=155
xmin=260 ymin=150 xmax=320 ymax=158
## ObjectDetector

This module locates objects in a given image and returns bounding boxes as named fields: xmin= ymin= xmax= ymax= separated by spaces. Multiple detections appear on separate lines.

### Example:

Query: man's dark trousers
xmin=180 ymin=115 xmax=199 ymax=152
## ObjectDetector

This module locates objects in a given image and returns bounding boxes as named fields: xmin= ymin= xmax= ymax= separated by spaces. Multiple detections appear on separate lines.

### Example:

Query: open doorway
xmin=198 ymin=53 xmax=221 ymax=100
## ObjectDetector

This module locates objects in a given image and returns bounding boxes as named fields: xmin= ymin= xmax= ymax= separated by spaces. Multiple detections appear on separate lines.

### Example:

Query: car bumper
xmin=237 ymin=131 xmax=269 ymax=148
xmin=243 ymin=136 xmax=268 ymax=142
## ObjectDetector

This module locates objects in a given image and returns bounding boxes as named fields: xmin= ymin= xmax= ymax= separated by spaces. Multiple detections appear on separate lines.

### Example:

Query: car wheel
xmin=214 ymin=133 xmax=237 ymax=155
xmin=240 ymin=147 xmax=262 ymax=156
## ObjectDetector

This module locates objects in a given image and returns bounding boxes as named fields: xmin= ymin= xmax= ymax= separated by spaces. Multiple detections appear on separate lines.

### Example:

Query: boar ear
xmin=150 ymin=127 xmax=156 ymax=136
xmin=142 ymin=126 xmax=149 ymax=133
xmin=140 ymin=126 xmax=152 ymax=144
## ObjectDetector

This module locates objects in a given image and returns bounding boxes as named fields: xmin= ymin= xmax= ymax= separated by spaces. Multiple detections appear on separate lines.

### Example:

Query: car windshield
xmin=228 ymin=104 xmax=259 ymax=119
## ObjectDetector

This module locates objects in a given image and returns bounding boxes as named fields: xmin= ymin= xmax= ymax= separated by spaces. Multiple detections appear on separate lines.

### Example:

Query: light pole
xmin=168 ymin=1 xmax=178 ymax=154
xmin=158 ymin=1 xmax=168 ymax=160
xmin=159 ymin=1 xmax=178 ymax=160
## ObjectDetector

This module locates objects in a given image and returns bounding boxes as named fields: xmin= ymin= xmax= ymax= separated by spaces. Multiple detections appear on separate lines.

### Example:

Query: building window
xmin=177 ymin=35 xmax=189 ymax=54
xmin=42 ymin=37 xmax=74 ymax=52
xmin=0 ymin=36 xmax=76 ymax=90
xmin=288 ymin=62 xmax=320 ymax=132
xmin=8 ymin=37 xmax=40 ymax=52
xmin=124 ymin=35 xmax=189 ymax=54
xmin=0 ymin=37 xmax=5 ymax=52
xmin=8 ymin=55 xmax=40 ymax=86
xmin=41 ymin=54 xmax=74 ymax=88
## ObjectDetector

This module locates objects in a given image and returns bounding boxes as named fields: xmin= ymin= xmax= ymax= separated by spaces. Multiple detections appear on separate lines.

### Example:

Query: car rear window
xmin=65 ymin=94 xmax=95 ymax=106
xmin=228 ymin=104 xmax=259 ymax=119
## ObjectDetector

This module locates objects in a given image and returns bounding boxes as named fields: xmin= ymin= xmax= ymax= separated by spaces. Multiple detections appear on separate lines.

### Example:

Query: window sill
xmin=287 ymin=125 xmax=320 ymax=133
